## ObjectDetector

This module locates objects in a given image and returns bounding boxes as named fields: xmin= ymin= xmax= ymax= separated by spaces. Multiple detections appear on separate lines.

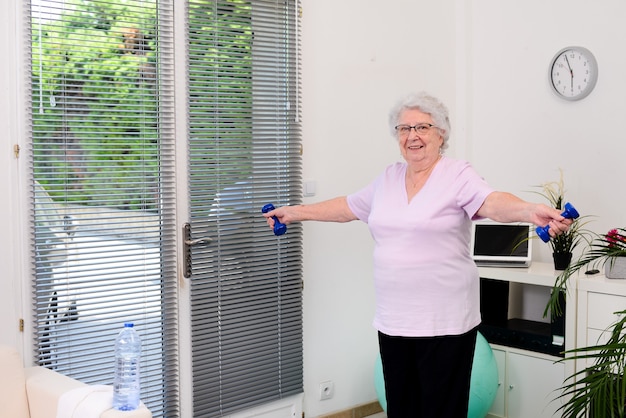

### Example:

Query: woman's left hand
xmin=531 ymin=204 xmax=573 ymax=238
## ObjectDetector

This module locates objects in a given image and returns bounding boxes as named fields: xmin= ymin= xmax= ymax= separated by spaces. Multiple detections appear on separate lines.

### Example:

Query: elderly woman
xmin=263 ymin=92 xmax=570 ymax=417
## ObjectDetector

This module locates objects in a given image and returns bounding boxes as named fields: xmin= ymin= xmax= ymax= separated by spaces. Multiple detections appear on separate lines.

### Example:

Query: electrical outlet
xmin=319 ymin=380 xmax=334 ymax=400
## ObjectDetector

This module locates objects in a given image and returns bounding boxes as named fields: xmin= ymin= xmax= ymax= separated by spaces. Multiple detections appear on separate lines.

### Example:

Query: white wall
xmin=2 ymin=0 xmax=626 ymax=417
xmin=465 ymin=0 xmax=626 ymax=263
xmin=300 ymin=1 xmax=457 ymax=416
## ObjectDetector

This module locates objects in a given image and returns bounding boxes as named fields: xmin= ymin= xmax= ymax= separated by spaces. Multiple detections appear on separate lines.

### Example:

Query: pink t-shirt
xmin=347 ymin=157 xmax=494 ymax=337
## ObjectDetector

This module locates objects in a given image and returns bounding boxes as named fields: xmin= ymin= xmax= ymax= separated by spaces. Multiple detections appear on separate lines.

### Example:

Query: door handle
xmin=185 ymin=238 xmax=212 ymax=246
xmin=183 ymin=223 xmax=212 ymax=278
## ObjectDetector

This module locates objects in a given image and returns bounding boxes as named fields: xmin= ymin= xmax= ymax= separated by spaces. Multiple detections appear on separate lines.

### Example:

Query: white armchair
xmin=0 ymin=344 xmax=152 ymax=418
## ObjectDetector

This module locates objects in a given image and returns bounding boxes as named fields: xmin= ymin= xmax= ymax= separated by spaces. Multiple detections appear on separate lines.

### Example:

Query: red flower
xmin=607 ymin=229 xmax=626 ymax=247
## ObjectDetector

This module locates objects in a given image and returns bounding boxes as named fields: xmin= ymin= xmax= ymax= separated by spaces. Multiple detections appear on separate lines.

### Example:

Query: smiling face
xmin=396 ymin=108 xmax=444 ymax=167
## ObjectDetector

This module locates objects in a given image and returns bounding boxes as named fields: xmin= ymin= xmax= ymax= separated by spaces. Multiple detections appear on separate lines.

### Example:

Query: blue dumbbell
xmin=536 ymin=202 xmax=579 ymax=242
xmin=262 ymin=203 xmax=287 ymax=236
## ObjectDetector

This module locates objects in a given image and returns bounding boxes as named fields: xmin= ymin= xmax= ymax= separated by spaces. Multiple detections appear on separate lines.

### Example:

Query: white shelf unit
xmin=478 ymin=262 xmax=576 ymax=418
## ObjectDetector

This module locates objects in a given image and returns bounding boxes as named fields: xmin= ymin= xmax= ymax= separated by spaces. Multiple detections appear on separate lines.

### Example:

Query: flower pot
xmin=553 ymin=252 xmax=572 ymax=271
xmin=605 ymin=257 xmax=626 ymax=279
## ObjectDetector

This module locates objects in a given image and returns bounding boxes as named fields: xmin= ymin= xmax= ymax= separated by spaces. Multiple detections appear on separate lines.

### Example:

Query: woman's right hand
xmin=263 ymin=205 xmax=294 ymax=229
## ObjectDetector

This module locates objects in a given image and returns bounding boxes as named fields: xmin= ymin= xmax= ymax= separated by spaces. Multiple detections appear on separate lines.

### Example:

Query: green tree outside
xmin=32 ymin=0 xmax=159 ymax=210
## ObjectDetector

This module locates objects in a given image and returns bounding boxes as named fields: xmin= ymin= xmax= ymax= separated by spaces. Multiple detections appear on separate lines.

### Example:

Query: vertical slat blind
xmin=27 ymin=0 xmax=177 ymax=416
xmin=187 ymin=0 xmax=303 ymax=416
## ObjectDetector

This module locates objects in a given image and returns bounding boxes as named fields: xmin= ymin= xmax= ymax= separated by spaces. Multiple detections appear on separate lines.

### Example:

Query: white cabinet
xmin=577 ymin=275 xmax=626 ymax=369
xmin=479 ymin=263 xmax=575 ymax=418
xmin=489 ymin=348 xmax=506 ymax=417
xmin=488 ymin=346 xmax=564 ymax=418
xmin=478 ymin=265 xmax=626 ymax=417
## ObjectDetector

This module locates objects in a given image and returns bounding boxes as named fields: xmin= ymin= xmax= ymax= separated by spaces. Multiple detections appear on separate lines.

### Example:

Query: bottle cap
xmin=124 ymin=322 xmax=134 ymax=328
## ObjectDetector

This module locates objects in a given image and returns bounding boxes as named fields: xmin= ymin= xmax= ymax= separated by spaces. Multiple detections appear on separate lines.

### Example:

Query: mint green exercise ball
xmin=467 ymin=332 xmax=499 ymax=417
xmin=374 ymin=331 xmax=498 ymax=418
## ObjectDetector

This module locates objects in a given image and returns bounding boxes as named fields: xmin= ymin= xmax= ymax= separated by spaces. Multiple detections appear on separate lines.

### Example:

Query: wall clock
xmin=549 ymin=46 xmax=598 ymax=101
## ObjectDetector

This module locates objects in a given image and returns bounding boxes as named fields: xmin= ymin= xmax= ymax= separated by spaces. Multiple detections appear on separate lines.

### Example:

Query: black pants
xmin=378 ymin=327 xmax=478 ymax=418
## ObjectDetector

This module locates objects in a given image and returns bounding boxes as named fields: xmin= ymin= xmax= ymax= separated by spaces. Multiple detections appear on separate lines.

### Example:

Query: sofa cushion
xmin=0 ymin=344 xmax=30 ymax=418
xmin=25 ymin=366 xmax=86 ymax=418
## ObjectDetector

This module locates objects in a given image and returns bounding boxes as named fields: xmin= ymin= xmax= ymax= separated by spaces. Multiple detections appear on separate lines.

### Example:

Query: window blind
xmin=186 ymin=0 xmax=303 ymax=416
xmin=28 ymin=0 xmax=177 ymax=416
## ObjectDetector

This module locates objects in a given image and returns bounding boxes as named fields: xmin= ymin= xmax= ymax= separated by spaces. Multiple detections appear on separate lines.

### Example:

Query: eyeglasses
xmin=394 ymin=123 xmax=437 ymax=137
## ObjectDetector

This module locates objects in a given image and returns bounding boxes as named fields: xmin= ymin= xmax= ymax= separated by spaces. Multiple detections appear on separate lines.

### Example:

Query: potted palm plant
xmin=549 ymin=231 xmax=626 ymax=416
xmin=556 ymin=309 xmax=626 ymax=417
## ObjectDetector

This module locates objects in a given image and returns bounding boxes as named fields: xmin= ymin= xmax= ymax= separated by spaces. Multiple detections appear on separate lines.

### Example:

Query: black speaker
xmin=550 ymin=289 xmax=566 ymax=341
xmin=480 ymin=278 xmax=509 ymax=327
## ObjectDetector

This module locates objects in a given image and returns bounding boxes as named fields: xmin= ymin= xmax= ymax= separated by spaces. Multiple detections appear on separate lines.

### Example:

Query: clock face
xmin=550 ymin=47 xmax=598 ymax=101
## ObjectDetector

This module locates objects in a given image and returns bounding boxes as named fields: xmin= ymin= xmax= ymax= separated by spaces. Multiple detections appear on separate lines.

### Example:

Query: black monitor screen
xmin=473 ymin=225 xmax=529 ymax=257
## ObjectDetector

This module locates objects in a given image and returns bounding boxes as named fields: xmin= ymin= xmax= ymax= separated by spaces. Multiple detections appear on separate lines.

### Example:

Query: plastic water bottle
xmin=113 ymin=322 xmax=141 ymax=411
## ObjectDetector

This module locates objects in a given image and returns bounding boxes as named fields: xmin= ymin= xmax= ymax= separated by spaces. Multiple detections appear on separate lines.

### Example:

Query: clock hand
xmin=564 ymin=54 xmax=573 ymax=72
xmin=564 ymin=54 xmax=574 ymax=90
